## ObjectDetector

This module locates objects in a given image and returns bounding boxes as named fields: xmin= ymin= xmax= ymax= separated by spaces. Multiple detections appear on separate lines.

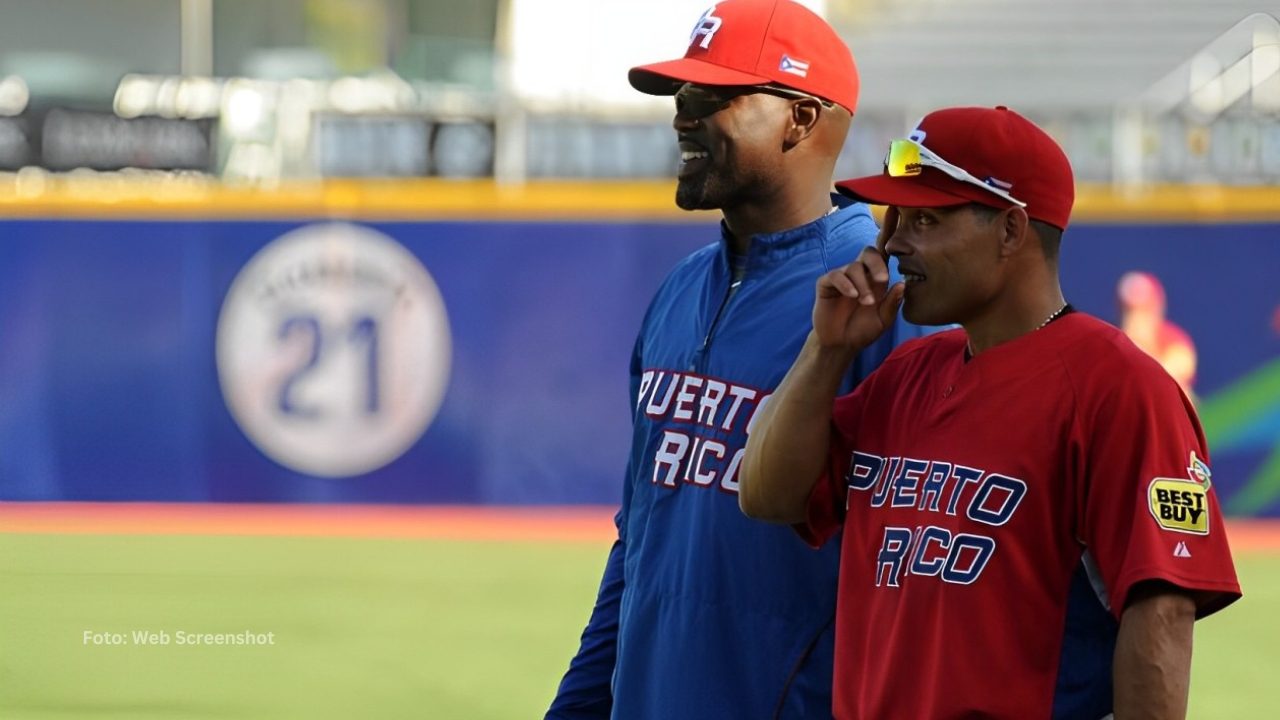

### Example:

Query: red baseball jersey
xmin=802 ymin=312 xmax=1240 ymax=720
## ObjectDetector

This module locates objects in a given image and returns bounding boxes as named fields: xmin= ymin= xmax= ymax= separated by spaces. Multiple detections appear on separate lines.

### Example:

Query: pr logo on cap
xmin=629 ymin=0 xmax=860 ymax=113
xmin=690 ymin=5 xmax=724 ymax=49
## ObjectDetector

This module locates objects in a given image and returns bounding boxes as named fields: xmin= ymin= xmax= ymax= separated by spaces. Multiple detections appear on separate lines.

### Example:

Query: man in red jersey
xmin=1117 ymin=270 xmax=1198 ymax=397
xmin=738 ymin=106 xmax=1241 ymax=719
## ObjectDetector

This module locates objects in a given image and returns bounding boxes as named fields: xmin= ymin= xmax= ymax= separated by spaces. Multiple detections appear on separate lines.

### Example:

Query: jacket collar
xmin=717 ymin=194 xmax=871 ymax=268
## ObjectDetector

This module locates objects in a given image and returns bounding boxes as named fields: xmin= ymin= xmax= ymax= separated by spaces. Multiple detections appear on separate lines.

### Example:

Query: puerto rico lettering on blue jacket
xmin=638 ymin=369 xmax=764 ymax=492
xmin=547 ymin=197 xmax=927 ymax=720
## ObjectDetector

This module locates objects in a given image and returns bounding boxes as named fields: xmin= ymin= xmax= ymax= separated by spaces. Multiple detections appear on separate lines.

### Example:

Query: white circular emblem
xmin=216 ymin=223 xmax=451 ymax=478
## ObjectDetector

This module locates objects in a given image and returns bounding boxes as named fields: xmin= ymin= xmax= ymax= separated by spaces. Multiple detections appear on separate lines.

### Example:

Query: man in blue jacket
xmin=547 ymin=1 xmax=923 ymax=717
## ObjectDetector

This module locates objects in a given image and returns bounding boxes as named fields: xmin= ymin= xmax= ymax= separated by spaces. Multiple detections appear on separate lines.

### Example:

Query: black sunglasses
xmin=674 ymin=82 xmax=835 ymax=119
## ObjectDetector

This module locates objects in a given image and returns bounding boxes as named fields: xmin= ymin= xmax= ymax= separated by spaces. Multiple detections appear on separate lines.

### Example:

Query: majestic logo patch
xmin=779 ymin=54 xmax=810 ymax=77
xmin=1148 ymin=477 xmax=1210 ymax=535
xmin=689 ymin=5 xmax=723 ymax=49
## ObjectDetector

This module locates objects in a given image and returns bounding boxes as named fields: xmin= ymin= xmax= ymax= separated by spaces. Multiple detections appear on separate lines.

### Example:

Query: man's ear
xmin=783 ymin=100 xmax=822 ymax=148
xmin=997 ymin=206 xmax=1031 ymax=259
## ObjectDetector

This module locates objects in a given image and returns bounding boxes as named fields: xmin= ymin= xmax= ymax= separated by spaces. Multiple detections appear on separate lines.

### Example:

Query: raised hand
xmin=813 ymin=245 xmax=904 ymax=352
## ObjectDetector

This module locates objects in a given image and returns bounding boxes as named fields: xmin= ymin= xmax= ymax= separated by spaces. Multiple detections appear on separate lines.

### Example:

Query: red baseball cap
xmin=628 ymin=0 xmax=859 ymax=114
xmin=1118 ymin=271 xmax=1167 ymax=311
xmin=836 ymin=106 xmax=1075 ymax=230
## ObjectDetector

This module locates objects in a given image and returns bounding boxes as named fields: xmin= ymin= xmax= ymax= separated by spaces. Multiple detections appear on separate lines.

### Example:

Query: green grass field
xmin=0 ymin=532 xmax=1274 ymax=719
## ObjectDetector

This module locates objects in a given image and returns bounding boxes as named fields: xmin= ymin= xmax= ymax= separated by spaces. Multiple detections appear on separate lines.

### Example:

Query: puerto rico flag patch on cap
xmin=779 ymin=54 xmax=810 ymax=77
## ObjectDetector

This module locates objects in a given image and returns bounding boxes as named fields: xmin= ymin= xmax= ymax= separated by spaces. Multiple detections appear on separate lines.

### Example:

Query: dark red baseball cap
xmin=836 ymin=106 xmax=1075 ymax=230
xmin=629 ymin=0 xmax=859 ymax=114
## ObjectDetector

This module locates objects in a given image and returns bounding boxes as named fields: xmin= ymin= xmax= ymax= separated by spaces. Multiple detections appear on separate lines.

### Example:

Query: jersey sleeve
xmin=1075 ymin=363 xmax=1241 ymax=620
xmin=796 ymin=379 xmax=873 ymax=548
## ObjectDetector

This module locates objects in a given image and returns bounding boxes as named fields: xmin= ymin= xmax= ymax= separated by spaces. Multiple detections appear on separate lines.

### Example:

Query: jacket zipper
xmin=695 ymin=276 xmax=741 ymax=368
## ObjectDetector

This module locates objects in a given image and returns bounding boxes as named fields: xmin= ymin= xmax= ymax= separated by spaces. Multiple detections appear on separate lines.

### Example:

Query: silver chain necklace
xmin=1037 ymin=303 xmax=1070 ymax=330
xmin=965 ymin=303 xmax=1069 ymax=359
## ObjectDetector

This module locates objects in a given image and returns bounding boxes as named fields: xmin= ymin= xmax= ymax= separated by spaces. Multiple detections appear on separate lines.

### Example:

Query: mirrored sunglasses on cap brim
xmin=884 ymin=139 xmax=1027 ymax=208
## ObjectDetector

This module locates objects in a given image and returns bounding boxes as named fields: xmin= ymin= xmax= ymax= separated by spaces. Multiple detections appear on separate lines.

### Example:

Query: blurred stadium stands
xmin=837 ymin=0 xmax=1273 ymax=110
xmin=836 ymin=1 xmax=1280 ymax=183
xmin=0 ymin=0 xmax=1274 ymax=183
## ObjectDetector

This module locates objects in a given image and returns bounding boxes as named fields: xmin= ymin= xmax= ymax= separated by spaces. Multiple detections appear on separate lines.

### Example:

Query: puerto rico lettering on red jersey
xmin=845 ymin=450 xmax=1028 ymax=587
xmin=637 ymin=369 xmax=769 ymax=494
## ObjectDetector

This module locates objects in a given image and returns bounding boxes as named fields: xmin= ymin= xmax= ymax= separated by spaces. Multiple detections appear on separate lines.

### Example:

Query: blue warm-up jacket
xmin=547 ymin=197 xmax=926 ymax=720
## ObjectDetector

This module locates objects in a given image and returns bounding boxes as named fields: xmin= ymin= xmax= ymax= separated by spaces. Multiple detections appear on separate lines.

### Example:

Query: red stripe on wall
xmin=0 ymin=502 xmax=617 ymax=544
xmin=3 ymin=502 xmax=1278 ymax=551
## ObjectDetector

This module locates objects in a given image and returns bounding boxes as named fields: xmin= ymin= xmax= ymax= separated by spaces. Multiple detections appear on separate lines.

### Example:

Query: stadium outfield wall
xmin=0 ymin=181 xmax=1277 ymax=516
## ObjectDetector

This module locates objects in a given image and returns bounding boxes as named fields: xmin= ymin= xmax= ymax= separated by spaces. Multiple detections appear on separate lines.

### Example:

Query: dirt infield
xmin=2 ymin=502 xmax=1279 ymax=550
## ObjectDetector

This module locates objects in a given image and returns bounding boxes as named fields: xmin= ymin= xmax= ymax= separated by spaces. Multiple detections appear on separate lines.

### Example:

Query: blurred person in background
xmin=739 ymin=105 xmax=1240 ymax=719
xmin=546 ymin=1 xmax=925 ymax=718
xmin=1118 ymin=270 xmax=1198 ymax=397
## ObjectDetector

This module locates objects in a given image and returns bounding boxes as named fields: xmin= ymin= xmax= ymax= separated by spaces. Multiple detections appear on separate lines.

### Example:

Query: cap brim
xmin=835 ymin=172 xmax=1008 ymax=210
xmin=629 ymin=58 xmax=772 ymax=96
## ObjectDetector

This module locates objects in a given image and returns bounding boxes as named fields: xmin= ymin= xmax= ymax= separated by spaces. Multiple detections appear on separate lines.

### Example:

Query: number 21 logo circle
xmin=216 ymin=223 xmax=451 ymax=477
